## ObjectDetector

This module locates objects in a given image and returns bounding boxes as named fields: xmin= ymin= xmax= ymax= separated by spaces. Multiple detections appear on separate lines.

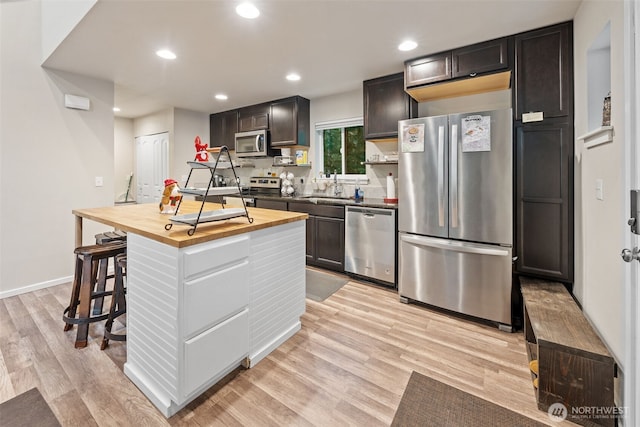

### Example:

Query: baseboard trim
xmin=0 ymin=276 xmax=73 ymax=299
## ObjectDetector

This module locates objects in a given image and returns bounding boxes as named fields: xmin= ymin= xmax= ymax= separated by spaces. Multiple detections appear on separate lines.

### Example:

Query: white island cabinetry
xmin=123 ymin=220 xmax=305 ymax=417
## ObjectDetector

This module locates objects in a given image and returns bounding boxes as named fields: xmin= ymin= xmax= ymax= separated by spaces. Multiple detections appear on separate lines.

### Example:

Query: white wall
xmin=41 ymin=0 xmax=96 ymax=62
xmin=173 ymin=108 xmax=210 ymax=186
xmin=114 ymin=117 xmax=134 ymax=201
xmin=573 ymin=1 xmax=625 ymax=363
xmin=1 ymin=0 xmax=115 ymax=296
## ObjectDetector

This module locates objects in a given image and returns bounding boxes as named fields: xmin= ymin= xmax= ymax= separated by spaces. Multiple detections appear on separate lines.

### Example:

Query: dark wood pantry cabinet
xmin=513 ymin=21 xmax=574 ymax=283
xmin=363 ymin=73 xmax=417 ymax=140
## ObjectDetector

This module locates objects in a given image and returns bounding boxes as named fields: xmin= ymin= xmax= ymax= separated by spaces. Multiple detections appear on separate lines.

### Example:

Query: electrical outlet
xmin=95 ymin=176 xmax=103 ymax=187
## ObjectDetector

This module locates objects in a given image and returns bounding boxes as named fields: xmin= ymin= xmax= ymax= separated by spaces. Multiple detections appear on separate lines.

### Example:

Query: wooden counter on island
xmin=73 ymin=201 xmax=308 ymax=417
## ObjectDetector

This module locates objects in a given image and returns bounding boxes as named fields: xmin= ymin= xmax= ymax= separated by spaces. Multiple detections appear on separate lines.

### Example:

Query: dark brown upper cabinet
xmin=451 ymin=38 xmax=510 ymax=78
xmin=238 ymin=103 xmax=270 ymax=132
xmin=404 ymin=38 xmax=512 ymax=102
xmin=514 ymin=22 xmax=572 ymax=120
xmin=363 ymin=73 xmax=418 ymax=141
xmin=405 ymin=52 xmax=452 ymax=88
xmin=270 ymin=96 xmax=310 ymax=147
xmin=209 ymin=110 xmax=238 ymax=149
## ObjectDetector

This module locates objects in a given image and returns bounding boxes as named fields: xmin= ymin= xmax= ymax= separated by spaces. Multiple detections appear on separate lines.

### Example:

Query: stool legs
xmin=101 ymin=255 xmax=127 ymax=350
xmin=63 ymin=257 xmax=84 ymax=332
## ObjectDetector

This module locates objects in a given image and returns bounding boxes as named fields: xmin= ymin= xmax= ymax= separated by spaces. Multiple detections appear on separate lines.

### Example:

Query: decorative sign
xmin=401 ymin=123 xmax=425 ymax=153
xmin=462 ymin=115 xmax=491 ymax=152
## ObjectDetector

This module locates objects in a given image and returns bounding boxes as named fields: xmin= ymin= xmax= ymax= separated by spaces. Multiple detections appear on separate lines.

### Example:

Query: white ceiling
xmin=43 ymin=0 xmax=582 ymax=119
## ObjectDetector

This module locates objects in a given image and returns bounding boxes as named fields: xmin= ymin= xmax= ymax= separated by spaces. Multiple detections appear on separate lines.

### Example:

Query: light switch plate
xmin=596 ymin=179 xmax=604 ymax=201
xmin=95 ymin=176 xmax=103 ymax=187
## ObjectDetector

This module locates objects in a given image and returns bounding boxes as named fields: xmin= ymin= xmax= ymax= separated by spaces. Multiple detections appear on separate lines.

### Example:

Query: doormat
xmin=305 ymin=268 xmax=348 ymax=302
xmin=392 ymin=371 xmax=546 ymax=427
xmin=0 ymin=388 xmax=61 ymax=427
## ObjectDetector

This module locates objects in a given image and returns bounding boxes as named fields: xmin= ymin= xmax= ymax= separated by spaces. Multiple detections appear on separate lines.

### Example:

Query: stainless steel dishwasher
xmin=345 ymin=206 xmax=396 ymax=286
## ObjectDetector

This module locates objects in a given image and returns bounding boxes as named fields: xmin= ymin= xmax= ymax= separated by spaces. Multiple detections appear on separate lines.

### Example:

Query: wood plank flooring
xmin=0 ymin=275 xmax=577 ymax=426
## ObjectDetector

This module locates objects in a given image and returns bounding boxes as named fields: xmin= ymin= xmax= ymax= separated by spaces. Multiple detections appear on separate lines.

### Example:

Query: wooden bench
xmin=520 ymin=277 xmax=617 ymax=427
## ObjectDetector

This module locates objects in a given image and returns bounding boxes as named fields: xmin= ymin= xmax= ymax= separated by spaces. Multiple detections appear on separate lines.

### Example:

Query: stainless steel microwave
xmin=235 ymin=129 xmax=271 ymax=158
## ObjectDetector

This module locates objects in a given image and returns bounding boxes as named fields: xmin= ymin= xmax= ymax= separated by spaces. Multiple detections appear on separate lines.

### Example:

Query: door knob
xmin=621 ymin=247 xmax=640 ymax=263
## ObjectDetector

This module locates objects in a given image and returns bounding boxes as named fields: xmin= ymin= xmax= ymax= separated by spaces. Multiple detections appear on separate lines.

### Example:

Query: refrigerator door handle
xmin=437 ymin=125 xmax=445 ymax=227
xmin=450 ymin=124 xmax=459 ymax=228
xmin=400 ymin=234 xmax=510 ymax=257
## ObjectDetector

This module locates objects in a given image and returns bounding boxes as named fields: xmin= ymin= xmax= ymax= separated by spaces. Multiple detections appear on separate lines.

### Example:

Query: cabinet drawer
xmin=184 ymin=308 xmax=248 ymax=396
xmin=183 ymin=235 xmax=249 ymax=279
xmin=288 ymin=202 xmax=344 ymax=219
xmin=184 ymin=261 xmax=249 ymax=337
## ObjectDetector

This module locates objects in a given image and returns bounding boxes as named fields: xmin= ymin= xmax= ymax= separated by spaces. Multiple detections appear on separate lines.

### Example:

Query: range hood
xmin=406 ymin=70 xmax=511 ymax=103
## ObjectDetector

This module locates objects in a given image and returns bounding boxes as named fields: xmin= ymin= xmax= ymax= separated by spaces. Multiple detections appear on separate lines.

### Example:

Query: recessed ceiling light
xmin=398 ymin=40 xmax=418 ymax=51
xmin=156 ymin=49 xmax=177 ymax=60
xmin=236 ymin=2 xmax=260 ymax=19
xmin=286 ymin=73 xmax=301 ymax=81
xmin=113 ymin=107 xmax=121 ymax=112
xmin=215 ymin=94 xmax=228 ymax=100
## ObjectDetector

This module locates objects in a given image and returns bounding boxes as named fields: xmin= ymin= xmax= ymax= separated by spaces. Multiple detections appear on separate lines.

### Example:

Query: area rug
xmin=305 ymin=268 xmax=348 ymax=302
xmin=391 ymin=371 xmax=546 ymax=427
xmin=0 ymin=388 xmax=61 ymax=427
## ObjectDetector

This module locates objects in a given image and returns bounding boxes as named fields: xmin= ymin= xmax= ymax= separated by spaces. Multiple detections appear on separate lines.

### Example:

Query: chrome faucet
xmin=333 ymin=170 xmax=342 ymax=196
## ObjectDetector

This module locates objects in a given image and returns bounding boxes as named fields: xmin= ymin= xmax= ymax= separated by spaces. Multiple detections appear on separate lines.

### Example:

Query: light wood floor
xmin=0 ymin=274 xmax=577 ymax=426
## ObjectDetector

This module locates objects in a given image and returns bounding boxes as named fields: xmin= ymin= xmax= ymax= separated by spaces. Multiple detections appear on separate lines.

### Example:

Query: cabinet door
xmin=405 ymin=52 xmax=452 ymax=87
xmin=451 ymin=37 xmax=510 ymax=78
xmin=514 ymin=22 xmax=572 ymax=120
xmin=363 ymin=73 xmax=418 ymax=140
xmin=314 ymin=216 xmax=345 ymax=271
xmin=270 ymin=98 xmax=296 ymax=146
xmin=210 ymin=110 xmax=238 ymax=149
xmin=515 ymin=120 xmax=573 ymax=282
xmin=238 ymin=104 xmax=269 ymax=132
xmin=184 ymin=308 xmax=248 ymax=396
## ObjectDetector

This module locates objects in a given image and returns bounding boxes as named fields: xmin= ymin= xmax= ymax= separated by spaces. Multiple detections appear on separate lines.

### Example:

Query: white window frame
xmin=314 ymin=117 xmax=367 ymax=183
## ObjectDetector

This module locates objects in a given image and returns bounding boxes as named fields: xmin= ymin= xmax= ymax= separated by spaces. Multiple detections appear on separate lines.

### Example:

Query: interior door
xmin=135 ymin=132 xmax=169 ymax=204
xmin=622 ymin=1 xmax=639 ymax=422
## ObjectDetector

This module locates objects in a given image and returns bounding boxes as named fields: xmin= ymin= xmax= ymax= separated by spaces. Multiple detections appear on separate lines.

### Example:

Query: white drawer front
xmin=184 ymin=308 xmax=248 ymax=396
xmin=183 ymin=235 xmax=249 ymax=280
xmin=184 ymin=261 xmax=248 ymax=337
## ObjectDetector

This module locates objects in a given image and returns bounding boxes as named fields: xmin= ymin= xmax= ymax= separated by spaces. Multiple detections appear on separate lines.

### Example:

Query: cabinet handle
xmin=469 ymin=72 xmax=477 ymax=77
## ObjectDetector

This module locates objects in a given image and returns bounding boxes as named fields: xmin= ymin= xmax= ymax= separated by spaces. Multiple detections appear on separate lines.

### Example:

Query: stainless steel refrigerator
xmin=397 ymin=109 xmax=513 ymax=330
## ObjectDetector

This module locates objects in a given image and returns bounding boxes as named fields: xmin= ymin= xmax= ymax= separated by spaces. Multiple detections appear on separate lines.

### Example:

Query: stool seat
xmin=63 ymin=241 xmax=127 ymax=348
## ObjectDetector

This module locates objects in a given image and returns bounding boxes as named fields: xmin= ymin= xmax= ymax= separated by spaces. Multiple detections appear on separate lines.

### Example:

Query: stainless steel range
xmin=224 ymin=176 xmax=281 ymax=207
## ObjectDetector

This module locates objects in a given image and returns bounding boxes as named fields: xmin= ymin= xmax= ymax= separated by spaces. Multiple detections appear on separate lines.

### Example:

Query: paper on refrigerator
xmin=461 ymin=115 xmax=491 ymax=152
xmin=400 ymin=123 xmax=425 ymax=153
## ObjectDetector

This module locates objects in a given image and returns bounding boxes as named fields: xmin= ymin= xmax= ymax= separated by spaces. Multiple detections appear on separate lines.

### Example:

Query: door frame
xmin=622 ymin=0 xmax=638 ymax=423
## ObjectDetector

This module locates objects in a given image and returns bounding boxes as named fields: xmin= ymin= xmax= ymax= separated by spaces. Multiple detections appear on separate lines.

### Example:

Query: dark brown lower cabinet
xmin=514 ymin=118 xmax=573 ymax=282
xmin=289 ymin=202 xmax=345 ymax=272
xmin=254 ymin=199 xmax=287 ymax=211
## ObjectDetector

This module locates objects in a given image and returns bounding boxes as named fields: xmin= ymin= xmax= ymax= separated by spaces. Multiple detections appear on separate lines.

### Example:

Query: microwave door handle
xmin=256 ymin=135 xmax=262 ymax=152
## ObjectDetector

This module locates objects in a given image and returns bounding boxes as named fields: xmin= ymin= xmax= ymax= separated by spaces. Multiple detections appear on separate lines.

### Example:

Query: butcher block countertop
xmin=73 ymin=200 xmax=308 ymax=248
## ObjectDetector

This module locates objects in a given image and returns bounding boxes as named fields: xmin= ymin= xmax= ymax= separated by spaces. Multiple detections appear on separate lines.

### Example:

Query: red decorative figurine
xmin=194 ymin=135 xmax=209 ymax=162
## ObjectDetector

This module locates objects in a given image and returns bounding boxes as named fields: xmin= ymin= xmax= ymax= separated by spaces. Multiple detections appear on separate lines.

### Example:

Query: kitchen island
xmin=72 ymin=201 xmax=308 ymax=417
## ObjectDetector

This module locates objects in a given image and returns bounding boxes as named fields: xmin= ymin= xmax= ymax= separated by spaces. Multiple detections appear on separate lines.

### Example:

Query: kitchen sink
xmin=300 ymin=195 xmax=355 ymax=204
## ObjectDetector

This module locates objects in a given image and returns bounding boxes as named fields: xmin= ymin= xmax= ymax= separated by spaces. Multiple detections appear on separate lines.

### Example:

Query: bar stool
xmin=93 ymin=231 xmax=127 ymax=315
xmin=62 ymin=242 xmax=127 ymax=348
xmin=101 ymin=254 xmax=127 ymax=350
